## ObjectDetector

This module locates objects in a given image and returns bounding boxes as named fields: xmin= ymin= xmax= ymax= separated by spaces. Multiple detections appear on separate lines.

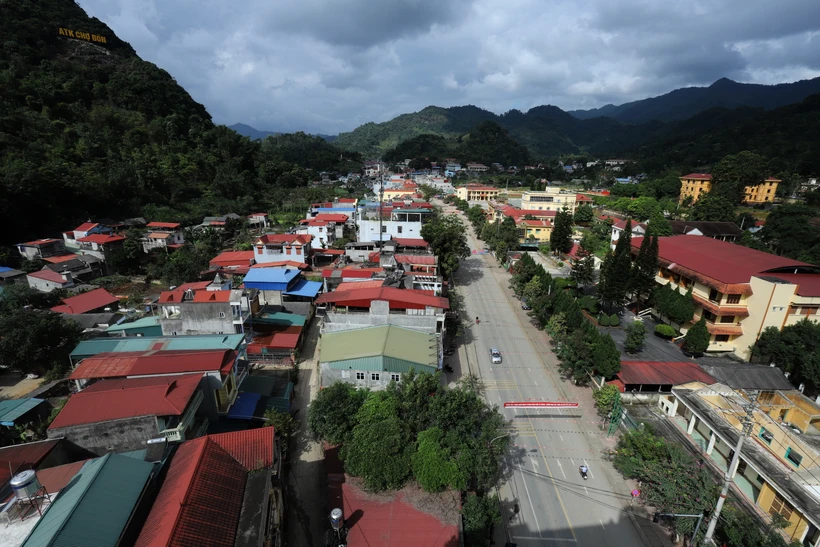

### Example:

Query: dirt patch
xmin=0 ymin=376 xmax=45 ymax=399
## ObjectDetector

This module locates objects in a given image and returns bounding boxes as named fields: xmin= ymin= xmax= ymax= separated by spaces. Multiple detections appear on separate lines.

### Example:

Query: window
xmin=785 ymin=448 xmax=803 ymax=467
xmin=371 ymin=373 xmax=380 ymax=381
xmin=356 ymin=372 xmax=365 ymax=380
xmin=803 ymin=306 xmax=818 ymax=316
xmin=381 ymin=225 xmax=387 ymax=233
xmin=391 ymin=374 xmax=401 ymax=382
xmin=709 ymin=289 xmax=721 ymax=303
xmin=172 ymin=331 xmax=178 ymax=336
xmin=397 ymin=226 xmax=403 ymax=234
xmin=759 ymin=427 xmax=773 ymax=444
xmin=769 ymin=493 xmax=794 ymax=521
xmin=789 ymin=305 xmax=799 ymax=315
xmin=702 ymin=310 xmax=717 ymax=323
xmin=219 ymin=312 xmax=226 ymax=318
xmin=726 ymin=294 xmax=741 ymax=304
xmin=285 ymin=246 xmax=292 ymax=255
xmin=714 ymin=334 xmax=730 ymax=342
xmin=719 ymin=315 xmax=735 ymax=324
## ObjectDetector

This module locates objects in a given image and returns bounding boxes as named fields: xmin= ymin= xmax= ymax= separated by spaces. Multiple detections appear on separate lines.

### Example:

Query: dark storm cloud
xmin=78 ymin=0 xmax=820 ymax=134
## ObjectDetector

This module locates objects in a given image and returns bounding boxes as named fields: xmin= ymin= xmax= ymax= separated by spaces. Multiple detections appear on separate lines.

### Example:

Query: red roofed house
xmin=135 ymin=427 xmax=282 ymax=547
xmin=609 ymin=361 xmax=716 ymax=398
xmin=158 ymin=282 xmax=258 ymax=336
xmin=255 ymin=234 xmax=312 ymax=265
xmin=516 ymin=218 xmax=552 ymax=244
xmin=62 ymin=221 xmax=113 ymax=250
xmin=69 ymin=348 xmax=245 ymax=419
xmin=0 ymin=439 xmax=95 ymax=499
xmin=633 ymin=235 xmax=820 ymax=359
xmin=610 ymin=219 xmax=647 ymax=250
xmin=489 ymin=202 xmax=558 ymax=224
xmin=296 ymin=219 xmax=334 ymax=247
xmin=576 ymin=193 xmax=594 ymax=204
xmin=16 ymin=238 xmax=67 ymax=261
xmin=209 ymin=250 xmax=256 ymax=273
xmin=51 ymin=287 xmax=121 ymax=314
xmin=142 ymin=222 xmax=185 ymax=252
xmin=27 ymin=269 xmax=76 ymax=292
xmin=318 ymin=286 xmax=449 ymax=336
xmin=248 ymin=212 xmax=269 ymax=228
xmin=47 ymin=375 xmax=205 ymax=454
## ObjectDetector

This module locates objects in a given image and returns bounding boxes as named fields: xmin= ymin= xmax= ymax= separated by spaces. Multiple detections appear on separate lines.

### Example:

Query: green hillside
xmin=0 ymin=0 xmax=356 ymax=247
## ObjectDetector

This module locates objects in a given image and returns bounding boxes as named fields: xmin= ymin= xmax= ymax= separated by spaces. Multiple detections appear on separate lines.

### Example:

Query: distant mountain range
xmin=329 ymin=77 xmax=820 ymax=165
xmin=228 ymin=123 xmax=336 ymax=142
xmin=568 ymin=77 xmax=820 ymax=124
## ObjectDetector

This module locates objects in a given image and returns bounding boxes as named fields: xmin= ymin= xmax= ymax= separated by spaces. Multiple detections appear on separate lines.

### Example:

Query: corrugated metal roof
xmin=253 ymin=311 xmax=307 ymax=326
xmin=283 ymin=279 xmax=322 ymax=298
xmin=243 ymin=267 xmax=300 ymax=284
xmin=50 ymin=288 xmax=121 ymax=315
xmin=22 ymin=453 xmax=153 ymax=547
xmin=70 ymin=334 xmax=246 ymax=358
xmin=618 ymin=361 xmax=716 ymax=386
xmin=104 ymin=316 xmax=160 ymax=332
xmin=49 ymin=375 xmax=201 ymax=430
xmin=68 ymin=349 xmax=236 ymax=380
xmin=0 ymin=439 xmax=61 ymax=487
xmin=320 ymin=326 xmax=437 ymax=369
xmin=315 ymin=286 xmax=448 ymax=309
xmin=0 ymin=398 xmax=46 ymax=425
xmin=209 ymin=427 xmax=275 ymax=471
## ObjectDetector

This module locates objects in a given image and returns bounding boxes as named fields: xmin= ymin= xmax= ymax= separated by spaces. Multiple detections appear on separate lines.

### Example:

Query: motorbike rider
xmin=579 ymin=464 xmax=589 ymax=476
xmin=476 ymin=316 xmax=480 ymax=324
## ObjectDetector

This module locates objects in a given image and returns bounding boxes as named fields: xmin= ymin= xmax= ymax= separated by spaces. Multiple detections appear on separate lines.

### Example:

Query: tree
xmin=623 ymin=320 xmax=647 ymax=353
xmin=759 ymin=204 xmax=820 ymax=258
xmin=342 ymin=392 xmax=412 ymax=491
xmin=683 ymin=318 xmax=710 ymax=354
xmin=569 ymin=245 xmax=595 ymax=286
xmin=108 ymin=228 xmax=145 ymax=275
xmin=591 ymin=333 xmax=621 ymax=378
xmin=593 ymin=384 xmax=621 ymax=417
xmin=462 ymin=493 xmax=501 ymax=547
xmin=263 ymin=409 xmax=297 ymax=457
xmin=307 ymin=382 xmax=368 ymax=445
xmin=598 ymin=219 xmax=632 ymax=310
xmin=690 ymin=193 xmax=737 ymax=222
xmin=550 ymin=208 xmax=574 ymax=254
xmin=412 ymin=427 xmax=469 ymax=492
xmin=421 ymin=214 xmax=470 ymax=279
xmin=522 ymin=276 xmax=544 ymax=303
xmin=751 ymin=321 xmax=820 ymax=393
xmin=711 ymin=151 xmax=768 ymax=203
xmin=573 ymin=204 xmax=594 ymax=224
xmin=0 ymin=310 xmax=82 ymax=376
xmin=645 ymin=212 xmax=672 ymax=237
xmin=631 ymin=235 xmax=659 ymax=308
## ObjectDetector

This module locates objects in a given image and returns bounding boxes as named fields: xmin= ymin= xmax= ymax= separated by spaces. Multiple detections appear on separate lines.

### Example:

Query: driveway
xmin=527 ymin=250 xmax=570 ymax=278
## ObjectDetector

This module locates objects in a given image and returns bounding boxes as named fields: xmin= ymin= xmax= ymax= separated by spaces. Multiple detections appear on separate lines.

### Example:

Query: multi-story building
xmin=520 ymin=188 xmax=578 ymax=213
xmin=16 ymin=238 xmax=67 ymax=260
xmin=142 ymin=221 xmax=185 ymax=253
xmin=744 ymin=177 xmax=780 ymax=204
xmin=62 ymin=222 xmax=113 ymax=250
xmin=455 ymin=184 xmax=499 ymax=201
xmin=357 ymin=207 xmax=432 ymax=242
xmin=633 ymin=235 xmax=820 ymax=359
xmin=679 ymin=173 xmax=714 ymax=204
xmin=158 ymin=281 xmax=258 ymax=336
xmin=661 ymin=382 xmax=820 ymax=546
xmin=254 ymin=234 xmax=312 ymax=265
xmin=517 ymin=219 xmax=552 ymax=244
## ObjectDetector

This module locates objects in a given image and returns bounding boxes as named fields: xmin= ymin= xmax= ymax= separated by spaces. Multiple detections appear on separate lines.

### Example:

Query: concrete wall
xmin=358 ymin=219 xmax=422 ymax=242
xmin=48 ymin=415 xmax=159 ymax=454
xmin=321 ymin=365 xmax=407 ymax=390
xmin=27 ymin=275 xmax=72 ymax=293
xmin=323 ymin=311 xmax=440 ymax=334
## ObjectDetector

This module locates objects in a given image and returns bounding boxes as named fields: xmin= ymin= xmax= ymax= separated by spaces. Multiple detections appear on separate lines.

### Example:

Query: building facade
xmin=455 ymin=184 xmax=499 ymax=201
xmin=520 ymin=188 xmax=578 ymax=214
xmin=357 ymin=208 xmax=431 ymax=242
xmin=254 ymin=234 xmax=312 ymax=265
xmin=744 ymin=178 xmax=781 ymax=204
xmin=679 ymin=173 xmax=714 ymax=204
xmin=517 ymin=219 xmax=552 ymax=244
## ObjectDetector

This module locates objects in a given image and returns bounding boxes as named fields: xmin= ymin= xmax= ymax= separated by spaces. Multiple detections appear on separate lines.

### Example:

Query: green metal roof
xmin=104 ymin=316 xmax=160 ymax=332
xmin=253 ymin=311 xmax=307 ymax=327
xmin=70 ymin=333 xmax=246 ymax=358
xmin=0 ymin=398 xmax=45 ymax=425
xmin=320 ymin=326 xmax=438 ymax=371
xmin=22 ymin=453 xmax=154 ymax=547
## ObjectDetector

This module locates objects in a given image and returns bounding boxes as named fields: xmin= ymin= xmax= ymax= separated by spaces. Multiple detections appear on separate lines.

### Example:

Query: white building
xmin=356 ymin=208 xmax=432 ymax=242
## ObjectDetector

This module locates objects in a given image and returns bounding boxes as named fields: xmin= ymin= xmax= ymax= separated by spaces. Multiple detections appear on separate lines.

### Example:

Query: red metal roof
xmin=177 ymin=281 xmax=211 ymax=291
xmin=77 ymin=233 xmax=126 ymax=245
xmin=681 ymin=173 xmax=713 ymax=180
xmin=337 ymin=198 xmax=357 ymax=203
xmin=73 ymin=222 xmax=98 ymax=232
xmin=496 ymin=205 xmax=557 ymax=221
xmin=334 ymin=280 xmax=386 ymax=292
xmin=314 ymin=213 xmax=350 ymax=222
xmin=394 ymin=238 xmax=429 ymax=247
xmin=51 ymin=288 xmax=120 ymax=314
xmin=33 ymin=460 xmax=88 ymax=495
xmin=321 ymin=267 xmax=383 ymax=279
xmin=42 ymin=254 xmax=80 ymax=264
xmin=250 ymin=260 xmax=309 ymax=270
xmin=19 ymin=238 xmax=62 ymax=246
xmin=29 ymin=270 xmax=71 ymax=284
xmin=208 ymin=426 xmax=275 ymax=471
xmin=69 ymin=349 xmax=236 ymax=380
xmin=761 ymin=272 xmax=820 ymax=297
xmin=192 ymin=290 xmax=233 ymax=303
xmin=517 ymin=219 xmax=552 ymax=227
xmin=248 ymin=212 xmax=268 ymax=217
xmin=49 ymin=375 xmax=201 ymax=430
xmin=146 ymin=221 xmax=181 ymax=229
xmin=617 ymin=361 xmax=716 ymax=386
xmin=315 ymin=286 xmax=448 ymax=309
xmin=247 ymin=325 xmax=303 ymax=352
xmin=158 ymin=289 xmax=184 ymax=303
xmin=0 ymin=439 xmax=62 ymax=488
xmin=256 ymin=234 xmax=312 ymax=245
xmin=395 ymin=254 xmax=437 ymax=265
xmin=135 ymin=437 xmax=247 ymax=547
xmin=146 ymin=232 xmax=172 ymax=239
xmin=576 ymin=194 xmax=594 ymax=202
xmin=632 ymin=236 xmax=808 ymax=285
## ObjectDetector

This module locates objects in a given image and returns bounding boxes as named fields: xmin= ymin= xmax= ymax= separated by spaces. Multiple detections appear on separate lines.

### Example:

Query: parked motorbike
xmin=444 ymin=349 xmax=455 ymax=356
xmin=444 ymin=364 xmax=454 ymax=373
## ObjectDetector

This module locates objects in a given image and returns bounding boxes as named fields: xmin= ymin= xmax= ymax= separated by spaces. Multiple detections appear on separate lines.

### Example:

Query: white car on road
xmin=490 ymin=348 xmax=502 ymax=364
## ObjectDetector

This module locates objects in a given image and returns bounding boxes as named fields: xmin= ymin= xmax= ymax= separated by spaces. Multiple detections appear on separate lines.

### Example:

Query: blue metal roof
xmin=244 ymin=268 xmax=300 ymax=285
xmin=104 ymin=316 xmax=160 ymax=332
xmin=283 ymin=279 xmax=322 ymax=298
xmin=227 ymin=391 xmax=262 ymax=419
xmin=0 ymin=266 xmax=12 ymax=273
xmin=0 ymin=398 xmax=46 ymax=426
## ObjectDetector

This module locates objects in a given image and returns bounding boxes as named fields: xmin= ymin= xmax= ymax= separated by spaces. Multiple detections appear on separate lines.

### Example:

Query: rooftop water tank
xmin=10 ymin=470 xmax=41 ymax=500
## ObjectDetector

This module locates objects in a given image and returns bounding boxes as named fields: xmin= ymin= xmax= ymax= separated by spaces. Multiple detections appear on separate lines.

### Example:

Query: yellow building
xmin=516 ymin=219 xmax=552 ymax=244
xmin=662 ymin=383 xmax=820 ymax=546
xmin=636 ymin=235 xmax=820 ymax=359
xmin=520 ymin=188 xmax=578 ymax=214
xmin=679 ymin=173 xmax=713 ymax=204
xmin=455 ymin=184 xmax=500 ymax=202
xmin=744 ymin=177 xmax=780 ymax=204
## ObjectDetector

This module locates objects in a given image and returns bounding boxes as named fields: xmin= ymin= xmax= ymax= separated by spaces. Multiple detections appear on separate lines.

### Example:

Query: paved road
xmin=450 ymin=212 xmax=647 ymax=547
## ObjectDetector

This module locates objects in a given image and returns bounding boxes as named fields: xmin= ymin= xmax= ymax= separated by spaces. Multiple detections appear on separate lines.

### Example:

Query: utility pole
xmin=702 ymin=391 xmax=758 ymax=544
xmin=378 ymin=183 xmax=384 ymax=248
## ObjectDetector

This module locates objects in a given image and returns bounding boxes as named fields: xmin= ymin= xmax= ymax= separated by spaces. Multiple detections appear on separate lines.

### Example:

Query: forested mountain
xmin=568 ymin=77 xmax=820 ymax=124
xmin=229 ymin=122 xmax=337 ymax=143
xmin=0 ymin=0 xmax=355 ymax=247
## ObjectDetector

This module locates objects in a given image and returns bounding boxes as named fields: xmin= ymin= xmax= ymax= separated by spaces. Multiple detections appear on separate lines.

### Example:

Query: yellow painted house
xmin=744 ymin=177 xmax=780 ymax=204
xmin=662 ymin=383 xmax=820 ymax=546
xmin=516 ymin=219 xmax=552 ymax=243
xmin=679 ymin=173 xmax=713 ymax=204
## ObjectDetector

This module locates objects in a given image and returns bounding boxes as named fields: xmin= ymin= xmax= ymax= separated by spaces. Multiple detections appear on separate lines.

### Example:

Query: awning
xmin=227 ymin=392 xmax=263 ymax=420
xmin=284 ymin=279 xmax=323 ymax=298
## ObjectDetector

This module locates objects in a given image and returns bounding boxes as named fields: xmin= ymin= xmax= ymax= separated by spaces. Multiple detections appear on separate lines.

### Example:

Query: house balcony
xmin=159 ymin=390 xmax=204 ymax=442
xmin=693 ymin=294 xmax=749 ymax=317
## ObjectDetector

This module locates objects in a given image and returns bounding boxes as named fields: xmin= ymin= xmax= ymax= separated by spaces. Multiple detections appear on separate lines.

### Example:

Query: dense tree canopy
xmin=421 ymin=214 xmax=470 ymax=278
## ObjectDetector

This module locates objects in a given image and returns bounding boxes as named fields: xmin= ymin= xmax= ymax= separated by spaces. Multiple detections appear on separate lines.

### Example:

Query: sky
xmin=78 ymin=0 xmax=820 ymax=135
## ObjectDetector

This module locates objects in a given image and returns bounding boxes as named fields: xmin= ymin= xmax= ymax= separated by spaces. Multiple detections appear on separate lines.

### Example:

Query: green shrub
xmin=578 ymin=295 xmax=599 ymax=312
xmin=598 ymin=314 xmax=609 ymax=326
xmin=654 ymin=324 xmax=676 ymax=337
xmin=609 ymin=313 xmax=620 ymax=327
xmin=557 ymin=261 xmax=564 ymax=267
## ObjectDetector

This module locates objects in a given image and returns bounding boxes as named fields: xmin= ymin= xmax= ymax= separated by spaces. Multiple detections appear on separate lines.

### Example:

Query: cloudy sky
xmin=78 ymin=0 xmax=820 ymax=135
